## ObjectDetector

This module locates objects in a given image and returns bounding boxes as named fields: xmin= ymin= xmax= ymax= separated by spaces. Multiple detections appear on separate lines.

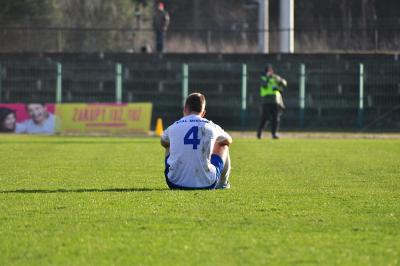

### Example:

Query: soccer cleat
xmin=215 ymin=182 xmax=231 ymax=190
xmin=272 ymin=134 xmax=279 ymax=139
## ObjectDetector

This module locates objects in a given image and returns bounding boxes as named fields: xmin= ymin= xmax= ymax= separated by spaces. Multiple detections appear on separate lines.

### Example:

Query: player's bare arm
xmin=216 ymin=135 xmax=232 ymax=146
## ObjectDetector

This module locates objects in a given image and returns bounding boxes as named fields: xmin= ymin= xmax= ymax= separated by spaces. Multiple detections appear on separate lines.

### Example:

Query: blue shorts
xmin=164 ymin=154 xmax=224 ymax=190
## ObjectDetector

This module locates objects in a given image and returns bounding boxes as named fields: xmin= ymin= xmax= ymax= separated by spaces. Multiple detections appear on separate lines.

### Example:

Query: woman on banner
xmin=0 ymin=107 xmax=17 ymax=133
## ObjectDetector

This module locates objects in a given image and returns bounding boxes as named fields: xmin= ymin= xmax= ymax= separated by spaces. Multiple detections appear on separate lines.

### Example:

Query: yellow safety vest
xmin=260 ymin=75 xmax=280 ymax=97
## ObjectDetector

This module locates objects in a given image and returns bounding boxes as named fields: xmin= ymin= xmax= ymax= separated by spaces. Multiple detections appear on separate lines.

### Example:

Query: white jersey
xmin=16 ymin=114 xmax=55 ymax=134
xmin=162 ymin=114 xmax=231 ymax=188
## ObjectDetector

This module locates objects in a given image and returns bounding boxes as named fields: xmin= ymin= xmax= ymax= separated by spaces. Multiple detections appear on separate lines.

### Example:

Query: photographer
xmin=257 ymin=65 xmax=287 ymax=139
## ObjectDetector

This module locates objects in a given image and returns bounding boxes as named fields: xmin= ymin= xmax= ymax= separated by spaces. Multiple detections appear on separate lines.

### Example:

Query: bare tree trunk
xmin=361 ymin=0 xmax=377 ymax=50
xmin=361 ymin=0 xmax=368 ymax=49
xmin=340 ymin=0 xmax=352 ymax=50
xmin=193 ymin=0 xmax=201 ymax=41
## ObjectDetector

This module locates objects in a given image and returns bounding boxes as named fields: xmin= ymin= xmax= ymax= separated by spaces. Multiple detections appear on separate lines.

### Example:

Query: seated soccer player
xmin=161 ymin=92 xmax=232 ymax=190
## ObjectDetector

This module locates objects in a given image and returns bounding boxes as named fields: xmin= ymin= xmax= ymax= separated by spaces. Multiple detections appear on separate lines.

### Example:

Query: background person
xmin=161 ymin=92 xmax=232 ymax=190
xmin=153 ymin=2 xmax=170 ymax=53
xmin=257 ymin=65 xmax=287 ymax=139
xmin=0 ymin=107 xmax=17 ymax=133
xmin=16 ymin=103 xmax=55 ymax=134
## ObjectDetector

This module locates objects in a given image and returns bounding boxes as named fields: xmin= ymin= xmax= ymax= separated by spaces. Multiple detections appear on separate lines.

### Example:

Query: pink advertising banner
xmin=0 ymin=103 xmax=152 ymax=135
xmin=0 ymin=103 xmax=56 ymax=134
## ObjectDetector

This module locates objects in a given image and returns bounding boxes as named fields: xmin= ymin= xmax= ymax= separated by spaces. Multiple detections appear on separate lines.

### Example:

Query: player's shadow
xmin=0 ymin=188 xmax=168 ymax=194
xmin=0 ymin=141 xmax=153 ymax=145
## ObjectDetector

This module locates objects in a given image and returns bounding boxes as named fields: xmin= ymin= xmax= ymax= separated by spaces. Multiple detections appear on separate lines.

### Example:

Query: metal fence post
xmin=241 ymin=64 xmax=247 ymax=129
xmin=116 ymin=63 xmax=122 ymax=103
xmin=56 ymin=63 xmax=62 ymax=103
xmin=182 ymin=64 xmax=189 ymax=107
xmin=299 ymin=63 xmax=306 ymax=128
xmin=358 ymin=63 xmax=364 ymax=128
xmin=57 ymin=30 xmax=63 ymax=53
xmin=206 ymin=31 xmax=212 ymax=52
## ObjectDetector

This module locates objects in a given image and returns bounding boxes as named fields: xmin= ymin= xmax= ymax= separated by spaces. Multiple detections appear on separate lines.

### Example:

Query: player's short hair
xmin=185 ymin=93 xmax=206 ymax=113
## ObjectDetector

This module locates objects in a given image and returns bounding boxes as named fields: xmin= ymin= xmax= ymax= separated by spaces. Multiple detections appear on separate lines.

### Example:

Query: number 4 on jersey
xmin=184 ymin=126 xmax=200 ymax=149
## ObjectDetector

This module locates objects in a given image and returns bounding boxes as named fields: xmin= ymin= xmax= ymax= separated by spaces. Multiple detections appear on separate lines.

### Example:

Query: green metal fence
xmin=0 ymin=62 xmax=57 ymax=103
xmin=0 ymin=59 xmax=399 ymax=131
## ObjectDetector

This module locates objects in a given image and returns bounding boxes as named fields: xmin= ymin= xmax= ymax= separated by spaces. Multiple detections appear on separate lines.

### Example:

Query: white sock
xmin=218 ymin=152 xmax=231 ymax=185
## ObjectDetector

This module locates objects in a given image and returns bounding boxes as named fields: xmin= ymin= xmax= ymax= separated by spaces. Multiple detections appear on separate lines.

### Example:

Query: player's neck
xmin=185 ymin=112 xmax=201 ymax=117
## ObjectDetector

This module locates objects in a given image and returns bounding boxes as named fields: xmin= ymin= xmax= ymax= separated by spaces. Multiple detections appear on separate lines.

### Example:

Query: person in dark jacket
xmin=257 ymin=65 xmax=287 ymax=139
xmin=153 ymin=2 xmax=170 ymax=53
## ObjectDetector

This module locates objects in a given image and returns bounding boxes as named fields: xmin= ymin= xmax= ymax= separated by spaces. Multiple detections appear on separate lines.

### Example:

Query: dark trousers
xmin=257 ymin=103 xmax=282 ymax=138
xmin=155 ymin=31 xmax=165 ymax=52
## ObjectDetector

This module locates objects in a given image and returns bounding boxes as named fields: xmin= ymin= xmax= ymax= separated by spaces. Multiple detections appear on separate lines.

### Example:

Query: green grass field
xmin=0 ymin=135 xmax=399 ymax=265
